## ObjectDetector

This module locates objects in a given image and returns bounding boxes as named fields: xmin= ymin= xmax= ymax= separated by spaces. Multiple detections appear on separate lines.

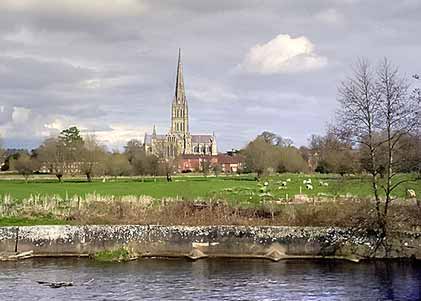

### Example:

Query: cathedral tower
xmin=171 ymin=49 xmax=189 ymax=135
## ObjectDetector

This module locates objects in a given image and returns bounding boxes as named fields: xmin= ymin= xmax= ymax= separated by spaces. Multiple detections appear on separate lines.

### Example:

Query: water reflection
xmin=0 ymin=258 xmax=420 ymax=300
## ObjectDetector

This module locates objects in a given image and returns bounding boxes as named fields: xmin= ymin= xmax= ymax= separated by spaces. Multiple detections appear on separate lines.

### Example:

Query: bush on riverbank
xmin=93 ymin=247 xmax=132 ymax=262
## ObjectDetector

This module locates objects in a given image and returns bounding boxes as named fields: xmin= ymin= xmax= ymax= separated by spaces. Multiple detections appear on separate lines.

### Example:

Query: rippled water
xmin=0 ymin=258 xmax=420 ymax=300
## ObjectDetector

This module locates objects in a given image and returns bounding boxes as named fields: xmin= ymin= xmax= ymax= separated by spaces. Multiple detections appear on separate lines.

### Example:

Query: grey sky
xmin=0 ymin=0 xmax=420 ymax=151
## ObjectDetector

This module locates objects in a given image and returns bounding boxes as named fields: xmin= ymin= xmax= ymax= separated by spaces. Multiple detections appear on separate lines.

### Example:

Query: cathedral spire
xmin=171 ymin=49 xmax=189 ymax=135
xmin=174 ymin=48 xmax=186 ymax=103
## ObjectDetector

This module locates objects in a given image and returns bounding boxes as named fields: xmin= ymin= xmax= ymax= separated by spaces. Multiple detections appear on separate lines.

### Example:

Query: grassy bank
xmin=0 ymin=173 xmax=419 ymax=228
xmin=0 ymin=173 xmax=419 ymax=201
xmin=0 ymin=192 xmax=420 ymax=230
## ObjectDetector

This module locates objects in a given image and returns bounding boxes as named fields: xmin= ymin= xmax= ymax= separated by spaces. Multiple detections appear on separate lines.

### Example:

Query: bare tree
xmin=37 ymin=137 xmax=66 ymax=182
xmin=10 ymin=153 xmax=40 ymax=183
xmin=80 ymin=135 xmax=107 ymax=182
xmin=376 ymin=59 xmax=421 ymax=218
xmin=105 ymin=152 xmax=131 ymax=179
xmin=336 ymin=59 xmax=383 ymax=219
xmin=336 ymin=58 xmax=421 ymax=233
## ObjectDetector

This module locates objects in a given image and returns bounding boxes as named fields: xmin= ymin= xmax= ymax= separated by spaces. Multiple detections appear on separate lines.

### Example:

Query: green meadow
xmin=0 ymin=173 xmax=419 ymax=202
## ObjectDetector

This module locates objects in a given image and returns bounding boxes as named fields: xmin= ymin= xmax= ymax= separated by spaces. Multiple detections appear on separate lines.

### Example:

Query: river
xmin=0 ymin=258 xmax=420 ymax=300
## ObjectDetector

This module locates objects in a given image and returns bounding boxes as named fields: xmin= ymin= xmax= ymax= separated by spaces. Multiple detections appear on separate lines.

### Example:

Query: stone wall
xmin=1 ymin=225 xmax=421 ymax=261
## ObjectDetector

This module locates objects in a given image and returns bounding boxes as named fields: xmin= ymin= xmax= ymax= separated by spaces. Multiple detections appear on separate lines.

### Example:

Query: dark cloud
xmin=0 ymin=0 xmax=420 ymax=151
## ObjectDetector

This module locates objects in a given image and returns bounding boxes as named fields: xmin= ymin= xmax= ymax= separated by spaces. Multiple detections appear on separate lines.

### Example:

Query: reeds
xmin=0 ymin=193 xmax=419 ymax=229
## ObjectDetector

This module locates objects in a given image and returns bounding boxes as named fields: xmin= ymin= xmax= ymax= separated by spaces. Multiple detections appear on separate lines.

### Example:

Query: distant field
xmin=0 ymin=173 xmax=419 ymax=202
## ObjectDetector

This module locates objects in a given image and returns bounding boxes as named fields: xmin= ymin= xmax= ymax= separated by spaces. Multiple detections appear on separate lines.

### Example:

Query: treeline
xmin=0 ymin=127 xmax=174 ymax=182
xmin=241 ymin=129 xmax=421 ymax=178
xmin=1 ymin=125 xmax=420 ymax=183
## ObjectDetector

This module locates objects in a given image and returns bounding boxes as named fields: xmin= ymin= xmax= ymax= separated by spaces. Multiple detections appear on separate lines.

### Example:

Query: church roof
xmin=191 ymin=134 xmax=214 ymax=144
xmin=144 ymin=134 xmax=166 ymax=145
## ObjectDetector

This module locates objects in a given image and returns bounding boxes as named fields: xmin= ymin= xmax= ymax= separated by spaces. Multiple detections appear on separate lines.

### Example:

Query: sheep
xmin=286 ymin=178 xmax=291 ymax=182
xmin=319 ymin=181 xmax=329 ymax=187
xmin=306 ymin=184 xmax=313 ymax=190
xmin=280 ymin=181 xmax=287 ymax=186
xmin=407 ymin=189 xmax=416 ymax=198
xmin=303 ymin=179 xmax=312 ymax=185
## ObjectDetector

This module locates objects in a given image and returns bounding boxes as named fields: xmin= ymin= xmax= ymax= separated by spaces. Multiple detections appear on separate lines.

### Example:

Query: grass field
xmin=0 ymin=173 xmax=419 ymax=202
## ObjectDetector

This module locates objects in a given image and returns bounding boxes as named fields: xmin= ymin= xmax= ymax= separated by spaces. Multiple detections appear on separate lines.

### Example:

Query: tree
xmin=105 ymin=152 xmax=131 ymax=178
xmin=79 ymin=135 xmax=107 ymax=182
xmin=336 ymin=58 xmax=421 ymax=235
xmin=159 ymin=158 xmax=176 ymax=182
xmin=336 ymin=59 xmax=383 ymax=224
xmin=59 ymin=126 xmax=84 ymax=148
xmin=376 ymin=59 xmax=421 ymax=219
xmin=276 ymin=146 xmax=309 ymax=173
xmin=259 ymin=131 xmax=293 ymax=147
xmin=309 ymin=132 xmax=357 ymax=175
xmin=243 ymin=137 xmax=277 ymax=178
xmin=391 ymin=133 xmax=421 ymax=174
xmin=201 ymin=157 xmax=212 ymax=177
xmin=59 ymin=126 xmax=84 ymax=165
xmin=213 ymin=163 xmax=222 ymax=177
xmin=124 ymin=139 xmax=143 ymax=164
xmin=0 ymin=135 xmax=5 ymax=170
xmin=10 ymin=153 xmax=40 ymax=182
xmin=36 ymin=137 xmax=66 ymax=182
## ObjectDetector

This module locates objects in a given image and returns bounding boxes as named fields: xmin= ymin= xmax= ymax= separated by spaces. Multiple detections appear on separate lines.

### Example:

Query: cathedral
xmin=144 ymin=50 xmax=218 ymax=158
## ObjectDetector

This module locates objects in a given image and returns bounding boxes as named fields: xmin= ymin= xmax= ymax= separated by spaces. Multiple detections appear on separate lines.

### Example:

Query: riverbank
xmin=1 ymin=225 xmax=421 ymax=262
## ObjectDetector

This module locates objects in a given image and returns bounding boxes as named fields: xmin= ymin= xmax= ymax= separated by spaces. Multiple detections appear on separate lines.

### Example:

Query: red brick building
xmin=178 ymin=154 xmax=244 ymax=173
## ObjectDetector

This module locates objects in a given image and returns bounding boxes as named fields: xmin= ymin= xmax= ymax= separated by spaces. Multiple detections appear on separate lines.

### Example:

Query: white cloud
xmin=241 ymin=34 xmax=327 ymax=74
xmin=86 ymin=124 xmax=149 ymax=150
